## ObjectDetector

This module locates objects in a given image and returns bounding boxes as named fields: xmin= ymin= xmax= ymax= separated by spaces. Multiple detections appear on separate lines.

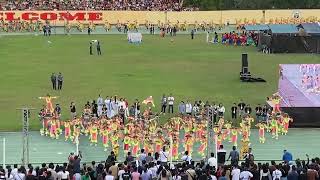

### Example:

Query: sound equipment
xmin=242 ymin=53 xmax=248 ymax=68
xmin=240 ymin=53 xmax=251 ymax=80
xmin=240 ymin=53 xmax=266 ymax=82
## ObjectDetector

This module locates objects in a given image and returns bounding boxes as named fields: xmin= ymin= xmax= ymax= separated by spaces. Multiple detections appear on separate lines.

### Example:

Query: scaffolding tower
xmin=17 ymin=108 xmax=35 ymax=166
xmin=206 ymin=106 xmax=214 ymax=161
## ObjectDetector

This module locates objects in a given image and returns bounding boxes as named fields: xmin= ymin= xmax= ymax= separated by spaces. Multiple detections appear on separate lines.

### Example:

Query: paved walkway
xmin=0 ymin=128 xmax=319 ymax=165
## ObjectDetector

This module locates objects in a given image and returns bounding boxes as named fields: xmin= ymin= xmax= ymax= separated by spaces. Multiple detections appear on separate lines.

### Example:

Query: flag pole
xmin=2 ymin=138 xmax=5 ymax=168
xmin=76 ymin=136 xmax=79 ymax=156
xmin=170 ymin=134 xmax=173 ymax=165
xmin=215 ymin=134 xmax=218 ymax=167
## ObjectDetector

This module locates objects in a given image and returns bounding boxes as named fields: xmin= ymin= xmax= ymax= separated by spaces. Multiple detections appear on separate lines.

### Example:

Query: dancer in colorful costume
xmin=256 ymin=123 xmax=266 ymax=143
xmin=38 ymin=94 xmax=58 ymax=114
xmin=64 ymin=120 xmax=72 ymax=141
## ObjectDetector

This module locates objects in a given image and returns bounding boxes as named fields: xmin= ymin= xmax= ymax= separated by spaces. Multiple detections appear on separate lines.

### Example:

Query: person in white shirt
xmin=185 ymin=101 xmax=192 ymax=115
xmin=105 ymin=171 xmax=114 ymax=180
xmin=11 ymin=165 xmax=18 ymax=177
xmin=13 ymin=169 xmax=25 ymax=180
xmin=209 ymin=171 xmax=217 ymax=180
xmin=231 ymin=165 xmax=241 ymax=180
xmin=207 ymin=153 xmax=217 ymax=169
xmin=167 ymin=94 xmax=174 ymax=113
xmin=272 ymin=166 xmax=282 ymax=180
xmin=57 ymin=167 xmax=70 ymax=180
xmin=97 ymin=94 xmax=104 ymax=117
xmin=181 ymin=151 xmax=192 ymax=164
xmin=159 ymin=146 xmax=169 ymax=165
xmin=149 ymin=163 xmax=158 ymax=179
xmin=6 ymin=169 xmax=14 ymax=180
xmin=206 ymin=31 xmax=210 ymax=43
xmin=118 ymin=166 xmax=125 ymax=180
xmin=240 ymin=168 xmax=253 ymax=180
xmin=105 ymin=96 xmax=111 ymax=118
xmin=218 ymin=103 xmax=225 ymax=118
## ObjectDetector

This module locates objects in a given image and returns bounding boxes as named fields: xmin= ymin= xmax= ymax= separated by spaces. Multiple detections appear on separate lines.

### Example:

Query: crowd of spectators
xmin=0 ymin=147 xmax=319 ymax=180
xmin=0 ymin=0 xmax=197 ymax=11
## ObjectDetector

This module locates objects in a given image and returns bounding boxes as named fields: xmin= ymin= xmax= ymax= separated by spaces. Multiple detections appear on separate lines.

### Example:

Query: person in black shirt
xmin=50 ymin=73 xmax=57 ymax=90
xmin=91 ymin=100 xmax=98 ymax=116
xmin=88 ymin=27 xmax=91 ymax=35
xmin=217 ymin=145 xmax=226 ymax=166
xmin=245 ymin=104 xmax=252 ymax=115
xmin=47 ymin=25 xmax=51 ymax=36
xmin=231 ymin=103 xmax=237 ymax=121
xmin=54 ymin=104 xmax=61 ymax=119
xmin=43 ymin=25 xmax=47 ymax=36
xmin=250 ymin=164 xmax=260 ymax=180
xmin=238 ymin=100 xmax=246 ymax=118
xmin=212 ymin=103 xmax=218 ymax=123
xmin=255 ymin=104 xmax=263 ymax=122
xmin=89 ymin=42 xmax=93 ymax=55
xmin=97 ymin=41 xmax=101 ymax=55
xmin=262 ymin=105 xmax=268 ymax=122
xmin=191 ymin=29 xmax=195 ymax=39
xmin=119 ymin=106 xmax=125 ymax=124
xmin=106 ymin=151 xmax=117 ymax=164
xmin=122 ymin=168 xmax=131 ymax=180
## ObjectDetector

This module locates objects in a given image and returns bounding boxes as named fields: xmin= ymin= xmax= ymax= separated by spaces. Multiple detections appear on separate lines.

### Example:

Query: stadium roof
xmin=243 ymin=24 xmax=269 ymax=31
xmin=297 ymin=23 xmax=320 ymax=35
xmin=268 ymin=24 xmax=299 ymax=34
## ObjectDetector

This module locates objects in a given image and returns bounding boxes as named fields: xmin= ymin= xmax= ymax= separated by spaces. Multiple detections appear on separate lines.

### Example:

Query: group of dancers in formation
xmin=299 ymin=64 xmax=320 ymax=93
xmin=38 ymin=93 xmax=293 ymax=159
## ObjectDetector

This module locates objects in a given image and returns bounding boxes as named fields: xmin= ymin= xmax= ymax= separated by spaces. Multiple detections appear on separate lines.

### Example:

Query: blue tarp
xmin=268 ymin=24 xmax=299 ymax=34
xmin=243 ymin=24 xmax=269 ymax=31
xmin=297 ymin=23 xmax=320 ymax=34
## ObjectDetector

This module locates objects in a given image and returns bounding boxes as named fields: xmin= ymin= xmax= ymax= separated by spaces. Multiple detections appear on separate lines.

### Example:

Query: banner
xmin=1 ymin=10 xmax=320 ymax=26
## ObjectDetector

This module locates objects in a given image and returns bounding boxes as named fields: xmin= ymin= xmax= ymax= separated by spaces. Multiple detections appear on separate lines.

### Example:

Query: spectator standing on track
xmin=167 ymin=94 xmax=174 ymax=114
xmin=244 ymin=148 xmax=254 ymax=166
xmin=159 ymin=146 xmax=169 ymax=166
xmin=217 ymin=145 xmax=226 ymax=166
xmin=282 ymin=150 xmax=293 ymax=163
xmin=51 ymin=73 xmax=57 ymax=90
xmin=57 ymin=72 xmax=63 ymax=90
xmin=208 ymin=153 xmax=217 ymax=169
xmin=227 ymin=146 xmax=239 ymax=166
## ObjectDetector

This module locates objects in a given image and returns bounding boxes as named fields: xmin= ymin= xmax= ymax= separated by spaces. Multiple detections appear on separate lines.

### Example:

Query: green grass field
xmin=1 ymin=34 xmax=320 ymax=131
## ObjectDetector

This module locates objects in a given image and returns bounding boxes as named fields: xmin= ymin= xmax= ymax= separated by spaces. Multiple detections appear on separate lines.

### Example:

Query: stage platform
xmin=278 ymin=64 xmax=320 ymax=127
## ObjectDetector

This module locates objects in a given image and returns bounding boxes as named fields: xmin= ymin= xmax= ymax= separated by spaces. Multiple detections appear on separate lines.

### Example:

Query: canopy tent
xmin=297 ymin=23 xmax=320 ymax=35
xmin=268 ymin=24 xmax=299 ymax=34
xmin=243 ymin=24 xmax=269 ymax=31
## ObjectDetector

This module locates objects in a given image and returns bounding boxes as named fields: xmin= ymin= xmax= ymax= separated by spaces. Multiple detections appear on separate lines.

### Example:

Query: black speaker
xmin=242 ymin=53 xmax=248 ymax=68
